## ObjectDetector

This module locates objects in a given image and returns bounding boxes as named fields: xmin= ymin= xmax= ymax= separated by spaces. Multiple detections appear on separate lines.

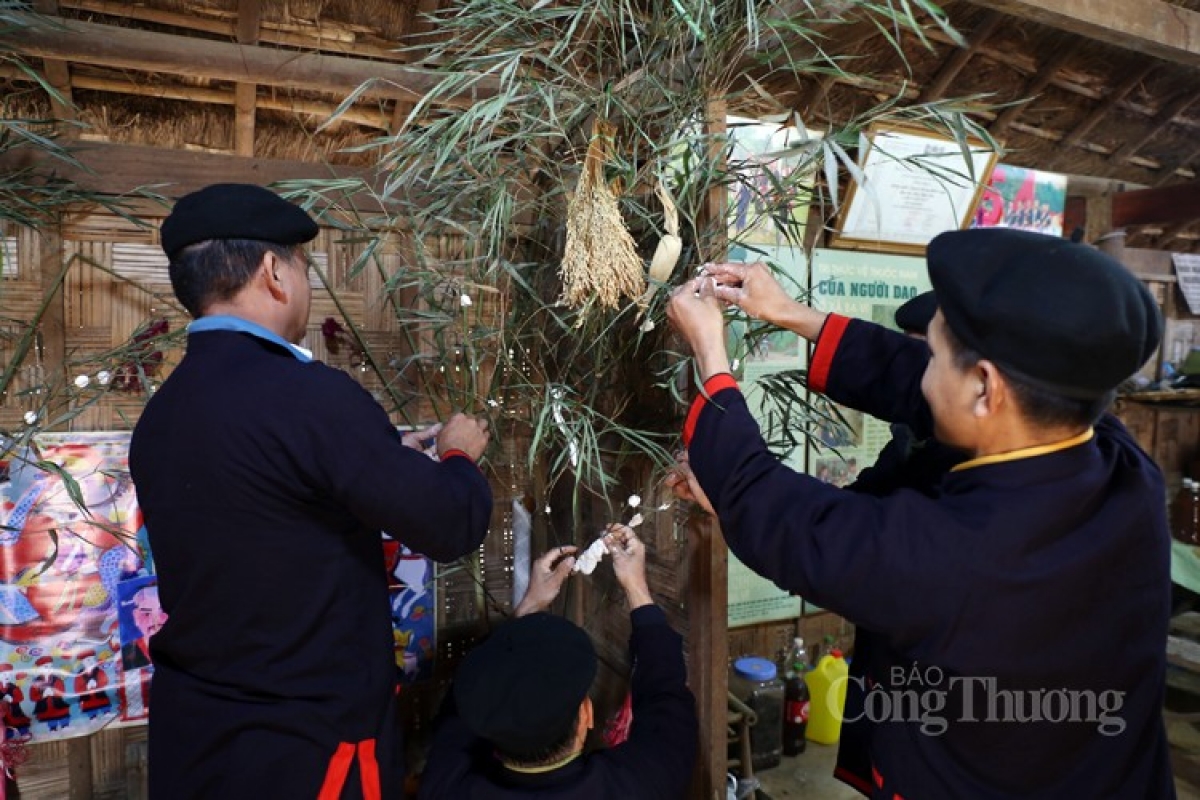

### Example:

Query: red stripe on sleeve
xmin=440 ymin=449 xmax=473 ymax=463
xmin=682 ymin=373 xmax=740 ymax=446
xmin=809 ymin=313 xmax=850 ymax=393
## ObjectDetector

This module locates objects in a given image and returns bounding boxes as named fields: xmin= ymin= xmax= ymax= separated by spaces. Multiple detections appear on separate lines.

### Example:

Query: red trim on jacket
xmin=318 ymin=739 xmax=381 ymax=800
xmin=317 ymin=742 xmax=355 ymax=800
xmin=834 ymin=765 xmax=873 ymax=797
xmin=682 ymin=373 xmax=739 ymax=446
xmin=357 ymin=739 xmax=381 ymax=800
xmin=440 ymin=449 xmax=473 ymax=463
xmin=809 ymin=313 xmax=850 ymax=393
xmin=868 ymin=763 xmax=905 ymax=800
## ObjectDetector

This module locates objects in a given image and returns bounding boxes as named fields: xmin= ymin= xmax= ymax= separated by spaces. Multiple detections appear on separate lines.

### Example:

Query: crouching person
xmin=419 ymin=524 xmax=698 ymax=798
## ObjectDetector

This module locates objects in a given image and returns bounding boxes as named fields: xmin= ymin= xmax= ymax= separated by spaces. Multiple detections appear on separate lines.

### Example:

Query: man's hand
xmin=514 ymin=546 xmax=578 ymax=617
xmin=664 ymin=451 xmax=715 ymax=515
xmin=401 ymin=423 xmax=443 ymax=459
xmin=437 ymin=413 xmax=490 ymax=461
xmin=605 ymin=524 xmax=653 ymax=609
xmin=666 ymin=277 xmax=731 ymax=381
xmin=703 ymin=262 xmax=827 ymax=341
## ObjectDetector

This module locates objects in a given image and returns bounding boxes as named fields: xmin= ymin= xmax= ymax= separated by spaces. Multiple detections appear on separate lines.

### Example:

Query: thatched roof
xmin=2 ymin=0 xmax=1200 ymax=250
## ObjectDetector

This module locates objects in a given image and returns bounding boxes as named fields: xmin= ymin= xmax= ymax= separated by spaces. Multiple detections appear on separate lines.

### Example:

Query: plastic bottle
xmin=1172 ymin=478 xmax=1200 ymax=544
xmin=729 ymin=656 xmax=784 ymax=771
xmin=804 ymin=648 xmax=848 ymax=744
xmin=782 ymin=637 xmax=809 ymax=756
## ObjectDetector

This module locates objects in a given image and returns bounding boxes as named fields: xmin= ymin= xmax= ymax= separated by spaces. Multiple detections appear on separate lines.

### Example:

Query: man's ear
xmin=579 ymin=696 xmax=594 ymax=732
xmin=973 ymin=360 xmax=1006 ymax=418
xmin=262 ymin=251 xmax=287 ymax=302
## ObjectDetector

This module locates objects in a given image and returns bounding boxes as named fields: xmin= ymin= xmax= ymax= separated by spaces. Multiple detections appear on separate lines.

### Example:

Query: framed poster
xmin=726 ymin=115 xmax=817 ymax=249
xmin=808 ymin=248 xmax=932 ymax=483
xmin=970 ymin=163 xmax=1068 ymax=237
xmin=832 ymin=123 xmax=999 ymax=254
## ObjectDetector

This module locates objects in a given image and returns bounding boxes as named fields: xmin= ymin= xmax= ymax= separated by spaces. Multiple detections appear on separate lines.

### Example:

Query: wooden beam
xmin=408 ymin=0 xmax=447 ymax=50
xmin=1157 ymin=219 xmax=1200 ymax=249
xmin=686 ymin=513 xmax=728 ymax=799
xmin=236 ymin=0 xmax=262 ymax=45
xmin=234 ymin=83 xmax=257 ymax=157
xmin=918 ymin=11 xmax=1003 ymax=103
xmin=32 ymin=0 xmax=77 ymax=127
xmin=685 ymin=97 xmax=730 ymax=800
xmin=41 ymin=58 xmax=76 ymax=121
xmin=0 ymin=65 xmax=392 ymax=130
xmin=0 ymin=140 xmax=387 ymax=202
xmin=34 ymin=221 xmax=68 ymax=430
xmin=1157 ymin=144 xmax=1200 ymax=187
xmin=234 ymin=0 xmax=261 ymax=158
xmin=0 ymin=12 xmax=498 ymax=106
xmin=1111 ymin=180 xmax=1200 ymax=228
xmin=388 ymin=0 xmax=442 ymax=134
xmin=61 ymin=0 xmax=406 ymax=62
xmin=959 ymin=0 xmax=1200 ymax=69
xmin=1107 ymin=88 xmax=1200 ymax=167
xmin=1060 ymin=63 xmax=1156 ymax=149
xmin=990 ymin=38 xmax=1081 ymax=135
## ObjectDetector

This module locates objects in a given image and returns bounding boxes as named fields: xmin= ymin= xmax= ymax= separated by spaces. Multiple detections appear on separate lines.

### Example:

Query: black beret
xmin=160 ymin=183 xmax=318 ymax=259
xmin=893 ymin=291 xmax=937 ymax=335
xmin=928 ymin=229 xmax=1162 ymax=399
xmin=454 ymin=613 xmax=596 ymax=754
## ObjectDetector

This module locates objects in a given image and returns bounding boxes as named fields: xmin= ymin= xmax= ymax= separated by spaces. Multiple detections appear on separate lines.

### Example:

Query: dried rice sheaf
xmin=559 ymin=120 xmax=645 ymax=319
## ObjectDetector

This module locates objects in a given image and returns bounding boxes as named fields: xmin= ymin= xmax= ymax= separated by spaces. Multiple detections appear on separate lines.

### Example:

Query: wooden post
xmin=234 ymin=0 xmax=261 ymax=157
xmin=67 ymin=738 xmax=93 ymax=800
xmin=1083 ymin=193 xmax=1114 ymax=249
xmin=683 ymin=96 xmax=731 ymax=800
xmin=687 ymin=513 xmax=729 ymax=799
xmin=36 ymin=221 xmax=68 ymax=427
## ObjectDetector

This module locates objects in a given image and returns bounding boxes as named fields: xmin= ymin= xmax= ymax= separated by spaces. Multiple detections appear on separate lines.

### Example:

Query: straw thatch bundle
xmin=559 ymin=119 xmax=645 ymax=319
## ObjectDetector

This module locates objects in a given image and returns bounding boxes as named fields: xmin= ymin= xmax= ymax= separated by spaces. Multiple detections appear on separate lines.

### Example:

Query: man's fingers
xmin=552 ymin=555 xmax=576 ymax=578
xmin=537 ymin=545 xmax=577 ymax=570
xmin=712 ymin=283 xmax=742 ymax=305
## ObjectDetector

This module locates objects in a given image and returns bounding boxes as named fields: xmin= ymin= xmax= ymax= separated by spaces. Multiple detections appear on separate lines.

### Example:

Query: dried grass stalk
xmin=559 ymin=119 xmax=645 ymax=319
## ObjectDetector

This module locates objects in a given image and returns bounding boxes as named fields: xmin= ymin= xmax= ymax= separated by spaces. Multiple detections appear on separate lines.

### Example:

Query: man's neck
xmin=970 ymin=416 xmax=1089 ymax=460
xmin=499 ymin=749 xmax=583 ymax=774
xmin=204 ymin=303 xmax=268 ymax=329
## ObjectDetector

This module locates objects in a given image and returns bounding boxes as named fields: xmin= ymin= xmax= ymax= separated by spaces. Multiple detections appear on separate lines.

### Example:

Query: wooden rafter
xmin=1157 ymin=218 xmax=1200 ymax=249
xmin=1107 ymin=88 xmax=1200 ymax=169
xmin=1060 ymin=63 xmax=1156 ymax=149
xmin=1157 ymin=143 xmax=1200 ymax=187
xmin=31 ymin=0 xmax=76 ymax=126
xmin=390 ymin=0 xmax=442 ymax=135
xmin=960 ymin=0 xmax=1200 ymax=69
xmin=234 ymin=0 xmax=262 ymax=157
xmin=0 ymin=12 xmax=498 ymax=107
xmin=989 ymin=37 xmax=1082 ymax=135
xmin=0 ymin=65 xmax=392 ymax=130
xmin=802 ymin=74 xmax=841 ymax=122
xmin=0 ymin=140 xmax=386 ymax=201
xmin=918 ymin=10 xmax=1003 ymax=103
xmin=59 ymin=0 xmax=405 ymax=62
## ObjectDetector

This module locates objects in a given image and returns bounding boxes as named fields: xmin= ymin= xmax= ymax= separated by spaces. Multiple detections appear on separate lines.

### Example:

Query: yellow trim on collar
xmin=951 ymin=428 xmax=1094 ymax=472
xmin=501 ymin=751 xmax=582 ymax=774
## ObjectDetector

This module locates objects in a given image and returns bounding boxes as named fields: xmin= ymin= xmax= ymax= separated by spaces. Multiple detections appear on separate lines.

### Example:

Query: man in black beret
xmin=419 ymin=525 xmax=698 ymax=799
xmin=666 ymin=229 xmax=1174 ymax=797
xmin=131 ymin=183 xmax=495 ymax=800
xmin=891 ymin=289 xmax=937 ymax=337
